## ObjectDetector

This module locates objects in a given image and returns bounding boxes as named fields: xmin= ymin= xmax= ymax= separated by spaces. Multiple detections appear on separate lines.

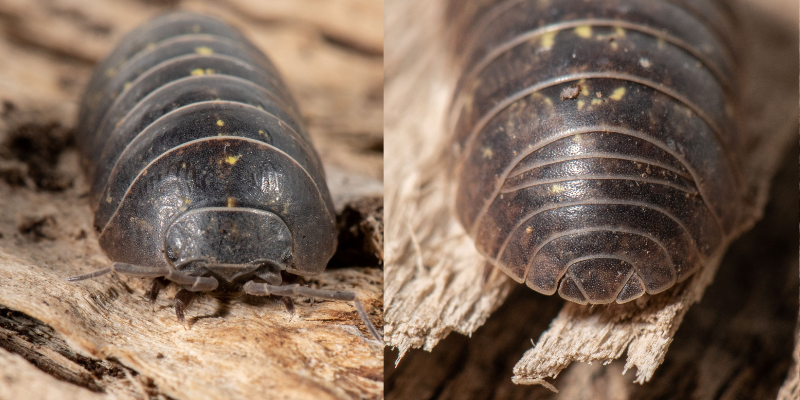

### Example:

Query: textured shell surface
xmin=76 ymin=12 xmax=336 ymax=287
xmin=448 ymin=0 xmax=744 ymax=304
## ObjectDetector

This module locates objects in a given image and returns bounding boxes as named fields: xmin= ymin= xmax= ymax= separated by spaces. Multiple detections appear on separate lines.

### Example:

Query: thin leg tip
xmin=354 ymin=298 xmax=382 ymax=342
xmin=281 ymin=296 xmax=295 ymax=320
xmin=66 ymin=267 xmax=113 ymax=282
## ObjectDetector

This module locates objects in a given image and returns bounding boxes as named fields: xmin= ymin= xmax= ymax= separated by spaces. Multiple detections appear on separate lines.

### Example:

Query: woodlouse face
xmin=163 ymin=207 xmax=292 ymax=288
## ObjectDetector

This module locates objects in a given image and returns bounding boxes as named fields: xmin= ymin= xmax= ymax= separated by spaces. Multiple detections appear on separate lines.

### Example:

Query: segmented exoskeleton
xmin=70 ymin=12 xmax=379 ymax=339
xmin=448 ymin=0 xmax=745 ymax=304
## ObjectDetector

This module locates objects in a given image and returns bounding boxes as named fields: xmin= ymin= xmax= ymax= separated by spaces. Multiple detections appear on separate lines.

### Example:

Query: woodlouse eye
xmin=165 ymin=245 xmax=179 ymax=262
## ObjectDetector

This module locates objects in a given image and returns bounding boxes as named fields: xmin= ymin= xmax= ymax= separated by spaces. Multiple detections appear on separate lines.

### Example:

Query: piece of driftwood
xmin=0 ymin=0 xmax=384 ymax=399
xmin=384 ymin=0 xmax=798 ymax=390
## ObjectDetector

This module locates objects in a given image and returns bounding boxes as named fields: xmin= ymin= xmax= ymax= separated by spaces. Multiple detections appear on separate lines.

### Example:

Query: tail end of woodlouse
xmin=615 ymin=274 xmax=646 ymax=304
xmin=551 ymin=259 xmax=649 ymax=305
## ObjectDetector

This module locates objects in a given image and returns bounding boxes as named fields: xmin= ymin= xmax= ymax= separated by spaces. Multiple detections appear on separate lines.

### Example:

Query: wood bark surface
xmin=0 ymin=0 xmax=384 ymax=399
xmin=384 ymin=0 xmax=799 ymax=393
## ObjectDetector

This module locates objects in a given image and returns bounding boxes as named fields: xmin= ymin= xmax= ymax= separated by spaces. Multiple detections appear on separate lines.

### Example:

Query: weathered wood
xmin=384 ymin=0 xmax=798 ymax=391
xmin=0 ymin=0 xmax=384 ymax=399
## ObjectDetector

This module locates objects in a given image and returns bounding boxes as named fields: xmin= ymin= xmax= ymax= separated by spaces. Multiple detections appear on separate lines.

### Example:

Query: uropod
xmin=448 ymin=0 xmax=746 ymax=304
xmin=69 ymin=12 xmax=380 ymax=340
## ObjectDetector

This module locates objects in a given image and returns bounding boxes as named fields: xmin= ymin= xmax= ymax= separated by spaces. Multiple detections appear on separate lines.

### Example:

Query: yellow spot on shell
xmin=224 ymin=154 xmax=241 ymax=165
xmin=123 ymin=82 xmax=131 ymax=91
xmin=216 ymin=119 xmax=225 ymax=127
xmin=610 ymin=87 xmax=626 ymax=101
xmin=580 ymin=84 xmax=589 ymax=97
xmin=610 ymin=41 xmax=619 ymax=51
xmin=482 ymin=147 xmax=494 ymax=159
xmin=205 ymin=68 xmax=215 ymax=74
xmin=526 ymin=226 xmax=534 ymax=234
xmin=577 ymin=100 xmax=585 ymax=110
xmin=227 ymin=197 xmax=236 ymax=207
xmin=106 ymin=196 xmax=112 ymax=203
xmin=190 ymin=68 xmax=206 ymax=76
xmin=574 ymin=25 xmax=592 ymax=38
xmin=105 ymin=68 xmax=117 ymax=78
xmin=539 ymin=31 xmax=557 ymax=49
xmin=591 ymin=99 xmax=604 ymax=105
xmin=615 ymin=27 xmax=626 ymax=36
xmin=543 ymin=97 xmax=553 ymax=106
xmin=550 ymin=184 xmax=565 ymax=194
xmin=195 ymin=46 xmax=213 ymax=55
xmin=145 ymin=42 xmax=156 ymax=50
xmin=725 ymin=103 xmax=734 ymax=117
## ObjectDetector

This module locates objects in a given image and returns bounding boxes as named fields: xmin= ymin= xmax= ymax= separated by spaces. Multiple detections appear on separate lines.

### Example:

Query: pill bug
xmin=69 ymin=12 xmax=379 ymax=339
xmin=448 ymin=0 xmax=746 ymax=304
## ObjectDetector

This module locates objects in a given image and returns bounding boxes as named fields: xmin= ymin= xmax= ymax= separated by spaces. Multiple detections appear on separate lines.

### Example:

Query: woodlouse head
xmin=163 ymin=206 xmax=292 ymax=286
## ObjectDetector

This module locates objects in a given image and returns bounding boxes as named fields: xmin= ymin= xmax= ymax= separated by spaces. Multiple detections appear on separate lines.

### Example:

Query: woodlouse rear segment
xmin=449 ymin=0 xmax=743 ymax=304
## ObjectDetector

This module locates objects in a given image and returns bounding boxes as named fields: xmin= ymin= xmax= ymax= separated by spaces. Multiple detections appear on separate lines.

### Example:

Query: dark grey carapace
xmin=71 ymin=12 xmax=379 ymax=339
xmin=448 ymin=0 xmax=747 ymax=304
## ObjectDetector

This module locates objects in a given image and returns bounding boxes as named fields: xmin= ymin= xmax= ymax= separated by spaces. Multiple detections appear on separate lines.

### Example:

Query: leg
xmin=243 ymin=281 xmax=380 ymax=341
xmin=112 ymin=262 xmax=169 ymax=277
xmin=68 ymin=263 xmax=167 ymax=282
xmin=69 ymin=262 xmax=166 ymax=282
xmin=173 ymin=289 xmax=196 ymax=325
xmin=482 ymin=262 xmax=495 ymax=285
xmin=147 ymin=277 xmax=169 ymax=304
xmin=281 ymin=297 xmax=295 ymax=319
xmin=67 ymin=267 xmax=112 ymax=282
xmin=113 ymin=263 xmax=217 ymax=291
xmin=165 ymin=269 xmax=219 ymax=291
xmin=353 ymin=298 xmax=381 ymax=342
xmin=243 ymin=282 xmax=356 ymax=301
